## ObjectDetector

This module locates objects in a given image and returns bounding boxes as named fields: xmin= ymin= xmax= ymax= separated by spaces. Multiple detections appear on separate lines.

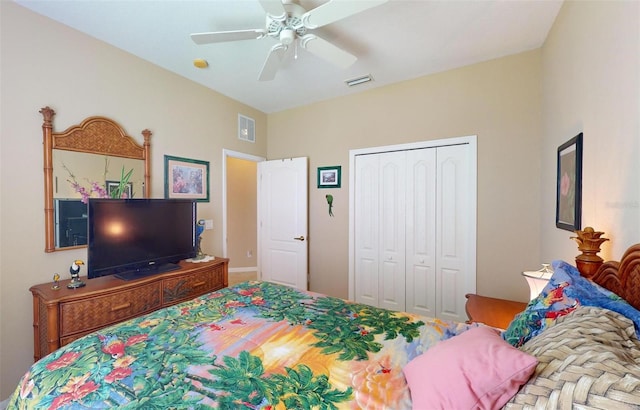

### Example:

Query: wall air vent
xmin=238 ymin=114 xmax=255 ymax=143
xmin=345 ymin=74 xmax=373 ymax=87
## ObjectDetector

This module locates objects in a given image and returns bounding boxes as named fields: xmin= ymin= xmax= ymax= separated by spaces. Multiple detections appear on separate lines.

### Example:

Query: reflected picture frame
xmin=106 ymin=180 xmax=133 ymax=199
xmin=556 ymin=133 xmax=583 ymax=231
xmin=164 ymin=155 xmax=210 ymax=202
xmin=317 ymin=166 xmax=341 ymax=189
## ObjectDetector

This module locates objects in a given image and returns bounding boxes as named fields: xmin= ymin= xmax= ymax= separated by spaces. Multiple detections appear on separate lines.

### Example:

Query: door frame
xmin=348 ymin=135 xmax=477 ymax=301
xmin=221 ymin=149 xmax=265 ymax=260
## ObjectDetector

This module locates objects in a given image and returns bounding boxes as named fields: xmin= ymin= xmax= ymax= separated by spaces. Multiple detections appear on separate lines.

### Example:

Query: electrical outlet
xmin=246 ymin=250 xmax=253 ymax=258
xmin=205 ymin=220 xmax=213 ymax=230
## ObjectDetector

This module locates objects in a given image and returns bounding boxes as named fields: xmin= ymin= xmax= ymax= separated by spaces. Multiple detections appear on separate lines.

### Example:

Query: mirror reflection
xmin=52 ymin=151 xmax=145 ymax=249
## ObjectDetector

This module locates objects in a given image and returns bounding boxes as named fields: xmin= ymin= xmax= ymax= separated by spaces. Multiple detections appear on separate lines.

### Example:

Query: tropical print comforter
xmin=8 ymin=281 xmax=475 ymax=409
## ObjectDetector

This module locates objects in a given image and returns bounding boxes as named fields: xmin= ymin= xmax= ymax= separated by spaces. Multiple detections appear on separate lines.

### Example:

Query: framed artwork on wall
xmin=164 ymin=155 xmax=210 ymax=202
xmin=556 ymin=133 xmax=583 ymax=231
xmin=317 ymin=166 xmax=341 ymax=188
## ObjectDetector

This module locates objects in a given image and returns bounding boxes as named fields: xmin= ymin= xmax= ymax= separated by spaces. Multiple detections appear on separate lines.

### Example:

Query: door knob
xmin=294 ymin=236 xmax=305 ymax=241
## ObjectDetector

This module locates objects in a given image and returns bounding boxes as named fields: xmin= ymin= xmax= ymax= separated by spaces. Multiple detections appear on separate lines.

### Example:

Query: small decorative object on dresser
xmin=194 ymin=219 xmax=206 ymax=260
xmin=30 ymin=257 xmax=228 ymax=361
xmin=51 ymin=273 xmax=60 ymax=290
xmin=67 ymin=259 xmax=85 ymax=289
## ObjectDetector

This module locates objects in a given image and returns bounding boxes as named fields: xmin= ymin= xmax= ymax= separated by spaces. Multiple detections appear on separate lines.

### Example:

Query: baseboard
xmin=229 ymin=267 xmax=257 ymax=274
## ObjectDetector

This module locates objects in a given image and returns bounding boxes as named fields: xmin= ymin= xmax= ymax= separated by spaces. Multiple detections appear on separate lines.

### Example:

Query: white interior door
xmin=354 ymin=154 xmax=380 ymax=306
xmin=378 ymin=151 xmax=406 ymax=311
xmin=258 ymin=157 xmax=308 ymax=290
xmin=405 ymin=148 xmax=437 ymax=316
xmin=436 ymin=144 xmax=474 ymax=322
xmin=354 ymin=151 xmax=406 ymax=311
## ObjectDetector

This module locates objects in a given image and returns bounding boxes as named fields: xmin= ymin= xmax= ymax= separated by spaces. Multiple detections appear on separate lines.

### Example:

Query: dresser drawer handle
xmin=111 ymin=303 xmax=132 ymax=312
xmin=192 ymin=281 xmax=206 ymax=287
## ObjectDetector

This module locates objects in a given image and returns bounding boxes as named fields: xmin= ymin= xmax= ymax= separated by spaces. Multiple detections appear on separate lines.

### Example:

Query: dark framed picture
xmin=164 ymin=155 xmax=210 ymax=202
xmin=106 ymin=180 xmax=133 ymax=199
xmin=556 ymin=133 xmax=583 ymax=231
xmin=317 ymin=166 xmax=341 ymax=189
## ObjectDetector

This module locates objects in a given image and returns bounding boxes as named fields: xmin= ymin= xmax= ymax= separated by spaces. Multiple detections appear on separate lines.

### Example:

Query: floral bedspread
xmin=9 ymin=281 xmax=475 ymax=409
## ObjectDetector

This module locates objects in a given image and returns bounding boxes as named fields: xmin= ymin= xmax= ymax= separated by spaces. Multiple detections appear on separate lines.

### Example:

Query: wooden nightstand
xmin=465 ymin=294 xmax=528 ymax=329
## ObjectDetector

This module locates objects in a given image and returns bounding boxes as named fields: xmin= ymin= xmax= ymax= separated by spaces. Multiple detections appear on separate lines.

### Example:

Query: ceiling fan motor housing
xmin=266 ymin=1 xmax=306 ymax=44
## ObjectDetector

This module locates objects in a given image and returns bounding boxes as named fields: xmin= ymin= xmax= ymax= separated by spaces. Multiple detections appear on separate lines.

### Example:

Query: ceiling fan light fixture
xmin=280 ymin=29 xmax=295 ymax=45
xmin=345 ymin=74 xmax=373 ymax=87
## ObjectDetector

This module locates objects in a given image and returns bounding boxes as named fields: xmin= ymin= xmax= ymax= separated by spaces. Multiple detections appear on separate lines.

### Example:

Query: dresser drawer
xmin=60 ymin=283 xmax=162 ymax=336
xmin=163 ymin=265 xmax=224 ymax=305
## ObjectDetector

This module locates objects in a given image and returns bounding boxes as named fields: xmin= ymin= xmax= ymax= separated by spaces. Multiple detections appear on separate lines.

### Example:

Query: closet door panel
xmin=378 ymin=151 xmax=406 ymax=311
xmin=405 ymin=148 xmax=437 ymax=316
xmin=354 ymin=155 xmax=380 ymax=307
xmin=436 ymin=144 xmax=472 ymax=322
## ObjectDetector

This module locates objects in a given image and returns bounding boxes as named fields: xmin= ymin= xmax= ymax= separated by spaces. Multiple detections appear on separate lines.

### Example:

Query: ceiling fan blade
xmin=191 ymin=29 xmax=266 ymax=45
xmin=258 ymin=0 xmax=287 ymax=21
xmin=302 ymin=0 xmax=388 ymax=29
xmin=258 ymin=43 xmax=287 ymax=81
xmin=300 ymin=34 xmax=356 ymax=69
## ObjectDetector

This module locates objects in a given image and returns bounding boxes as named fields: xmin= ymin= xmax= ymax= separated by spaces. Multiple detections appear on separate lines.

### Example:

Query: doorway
xmin=222 ymin=149 xmax=264 ymax=284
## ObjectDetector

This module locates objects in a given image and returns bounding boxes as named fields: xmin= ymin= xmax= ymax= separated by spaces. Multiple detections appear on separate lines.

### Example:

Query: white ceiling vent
xmin=238 ymin=114 xmax=255 ymax=143
xmin=345 ymin=74 xmax=373 ymax=87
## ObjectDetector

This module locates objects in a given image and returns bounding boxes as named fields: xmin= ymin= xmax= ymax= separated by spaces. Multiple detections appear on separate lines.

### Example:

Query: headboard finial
xmin=572 ymin=226 xmax=609 ymax=277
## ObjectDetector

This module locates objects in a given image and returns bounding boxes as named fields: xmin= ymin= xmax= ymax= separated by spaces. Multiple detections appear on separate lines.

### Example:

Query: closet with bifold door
xmin=349 ymin=137 xmax=476 ymax=323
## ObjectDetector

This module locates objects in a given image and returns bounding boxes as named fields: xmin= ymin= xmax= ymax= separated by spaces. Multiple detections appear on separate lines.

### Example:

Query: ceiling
xmin=14 ymin=0 xmax=563 ymax=114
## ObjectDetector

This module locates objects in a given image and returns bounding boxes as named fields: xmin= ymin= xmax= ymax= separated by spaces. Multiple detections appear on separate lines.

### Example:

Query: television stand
xmin=29 ymin=257 xmax=228 ymax=361
xmin=115 ymin=262 xmax=181 ymax=281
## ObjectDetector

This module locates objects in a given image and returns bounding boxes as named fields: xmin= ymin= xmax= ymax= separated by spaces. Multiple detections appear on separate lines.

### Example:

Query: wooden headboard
xmin=589 ymin=244 xmax=640 ymax=310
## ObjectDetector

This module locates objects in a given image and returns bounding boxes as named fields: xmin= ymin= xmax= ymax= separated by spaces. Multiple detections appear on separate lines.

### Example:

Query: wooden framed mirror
xmin=40 ymin=107 xmax=151 ymax=252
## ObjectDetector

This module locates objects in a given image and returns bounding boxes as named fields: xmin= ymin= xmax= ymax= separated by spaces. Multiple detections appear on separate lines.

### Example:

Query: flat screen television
xmin=88 ymin=198 xmax=197 ymax=280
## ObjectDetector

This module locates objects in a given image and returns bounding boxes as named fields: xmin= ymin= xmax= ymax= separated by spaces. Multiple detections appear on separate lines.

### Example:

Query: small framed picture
xmin=317 ymin=166 xmax=341 ymax=189
xmin=556 ymin=133 xmax=583 ymax=231
xmin=106 ymin=181 xmax=133 ymax=199
xmin=164 ymin=155 xmax=210 ymax=202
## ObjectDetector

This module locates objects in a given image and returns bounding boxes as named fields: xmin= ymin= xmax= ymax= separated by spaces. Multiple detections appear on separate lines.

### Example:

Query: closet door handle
xmin=294 ymin=236 xmax=305 ymax=241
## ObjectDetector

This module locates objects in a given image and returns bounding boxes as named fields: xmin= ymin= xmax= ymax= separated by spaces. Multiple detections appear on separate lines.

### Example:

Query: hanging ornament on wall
xmin=326 ymin=194 xmax=334 ymax=217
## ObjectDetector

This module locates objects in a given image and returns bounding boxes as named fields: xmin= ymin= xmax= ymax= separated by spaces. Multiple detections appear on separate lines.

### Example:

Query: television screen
xmin=88 ymin=198 xmax=197 ymax=280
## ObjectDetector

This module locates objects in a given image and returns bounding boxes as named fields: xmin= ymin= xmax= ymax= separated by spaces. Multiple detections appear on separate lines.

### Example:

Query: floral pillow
xmin=502 ymin=260 xmax=640 ymax=347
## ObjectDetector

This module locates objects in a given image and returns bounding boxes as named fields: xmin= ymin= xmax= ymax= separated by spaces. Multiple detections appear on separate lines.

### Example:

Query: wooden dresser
xmin=30 ymin=257 xmax=228 ymax=361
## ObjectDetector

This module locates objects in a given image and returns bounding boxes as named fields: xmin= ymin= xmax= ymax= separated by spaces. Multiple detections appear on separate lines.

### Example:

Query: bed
xmin=8 ymin=244 xmax=640 ymax=409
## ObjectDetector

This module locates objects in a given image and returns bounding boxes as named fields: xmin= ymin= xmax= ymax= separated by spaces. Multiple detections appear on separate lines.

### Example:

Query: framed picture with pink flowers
xmin=164 ymin=155 xmax=210 ymax=202
xmin=556 ymin=132 xmax=583 ymax=231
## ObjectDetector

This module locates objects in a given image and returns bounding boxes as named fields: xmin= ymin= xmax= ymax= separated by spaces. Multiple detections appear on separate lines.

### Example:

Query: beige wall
xmin=539 ymin=1 xmax=639 ymax=262
xmin=268 ymin=50 xmax=544 ymax=300
xmin=0 ymin=2 xmax=267 ymax=397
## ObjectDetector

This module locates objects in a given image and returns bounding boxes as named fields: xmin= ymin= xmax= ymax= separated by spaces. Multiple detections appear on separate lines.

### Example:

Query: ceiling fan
xmin=190 ymin=0 xmax=388 ymax=81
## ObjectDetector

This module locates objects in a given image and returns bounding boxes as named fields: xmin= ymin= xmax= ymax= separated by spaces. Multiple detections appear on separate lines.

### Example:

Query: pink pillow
xmin=403 ymin=326 xmax=537 ymax=409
